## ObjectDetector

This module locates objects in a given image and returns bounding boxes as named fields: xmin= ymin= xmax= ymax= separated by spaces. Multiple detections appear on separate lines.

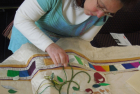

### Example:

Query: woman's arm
xmin=14 ymin=0 xmax=54 ymax=51
xmin=14 ymin=0 xmax=68 ymax=66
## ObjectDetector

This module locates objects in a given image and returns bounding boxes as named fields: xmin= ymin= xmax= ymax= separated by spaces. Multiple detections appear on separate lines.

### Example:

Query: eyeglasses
xmin=96 ymin=0 xmax=115 ymax=17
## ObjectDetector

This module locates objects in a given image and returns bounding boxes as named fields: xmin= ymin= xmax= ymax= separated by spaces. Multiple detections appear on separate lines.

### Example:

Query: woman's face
xmin=84 ymin=0 xmax=123 ymax=18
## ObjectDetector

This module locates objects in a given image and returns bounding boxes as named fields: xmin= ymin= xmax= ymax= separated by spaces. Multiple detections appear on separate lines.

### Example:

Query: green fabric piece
xmin=57 ymin=76 xmax=63 ymax=82
xmin=75 ymin=56 xmax=83 ymax=65
xmin=8 ymin=89 xmax=17 ymax=93
xmin=99 ymin=83 xmax=110 ymax=86
xmin=109 ymin=65 xmax=117 ymax=71
xmin=7 ymin=70 xmax=19 ymax=77
xmin=72 ymin=87 xmax=79 ymax=91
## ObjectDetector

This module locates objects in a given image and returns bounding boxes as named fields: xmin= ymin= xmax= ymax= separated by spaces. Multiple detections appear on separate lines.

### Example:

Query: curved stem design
xmin=38 ymin=64 xmax=91 ymax=94
xmin=67 ymin=64 xmax=74 ymax=94
xmin=63 ymin=66 xmax=67 ymax=83
xmin=67 ymin=65 xmax=91 ymax=94
xmin=59 ymin=81 xmax=79 ymax=94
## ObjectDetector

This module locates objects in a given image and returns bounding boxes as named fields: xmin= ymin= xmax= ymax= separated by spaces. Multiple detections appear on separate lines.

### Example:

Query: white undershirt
xmin=62 ymin=0 xmax=90 ymax=24
xmin=62 ymin=0 xmax=103 ymax=41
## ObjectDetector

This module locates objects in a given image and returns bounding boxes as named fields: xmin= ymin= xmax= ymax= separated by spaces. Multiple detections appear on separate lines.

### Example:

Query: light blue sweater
xmin=9 ymin=0 xmax=106 ymax=53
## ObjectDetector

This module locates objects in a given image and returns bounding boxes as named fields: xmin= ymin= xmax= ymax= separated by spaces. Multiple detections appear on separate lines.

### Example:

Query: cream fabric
xmin=3 ymin=37 xmax=140 ymax=64
xmin=127 ymin=71 xmax=140 ymax=93
xmin=1 ymin=38 xmax=140 ymax=94
xmin=56 ymin=38 xmax=140 ymax=60
xmin=105 ymin=71 xmax=139 ymax=94
xmin=0 ymin=81 xmax=32 ymax=94
xmin=31 ymin=70 xmax=110 ymax=94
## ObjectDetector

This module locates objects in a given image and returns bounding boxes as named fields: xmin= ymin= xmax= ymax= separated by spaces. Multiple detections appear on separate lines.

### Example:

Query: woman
xmin=8 ymin=0 xmax=138 ymax=67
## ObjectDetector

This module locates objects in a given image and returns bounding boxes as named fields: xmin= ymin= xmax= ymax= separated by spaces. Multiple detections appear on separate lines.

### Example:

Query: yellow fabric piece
xmin=43 ymin=58 xmax=54 ymax=66
xmin=127 ymin=71 xmax=140 ymax=93
xmin=102 ymin=66 xmax=110 ymax=71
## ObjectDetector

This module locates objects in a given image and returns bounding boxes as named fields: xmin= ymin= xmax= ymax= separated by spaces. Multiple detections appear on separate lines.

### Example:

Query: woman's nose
xmin=96 ymin=10 xmax=105 ymax=18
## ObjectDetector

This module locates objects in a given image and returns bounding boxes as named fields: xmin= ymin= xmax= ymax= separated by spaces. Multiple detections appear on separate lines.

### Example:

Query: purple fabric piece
xmin=130 ymin=62 xmax=140 ymax=68
xmin=28 ymin=61 xmax=36 ymax=76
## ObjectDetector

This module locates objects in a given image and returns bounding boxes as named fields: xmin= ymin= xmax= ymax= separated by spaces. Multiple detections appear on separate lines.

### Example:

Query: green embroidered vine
xmin=36 ymin=64 xmax=91 ymax=94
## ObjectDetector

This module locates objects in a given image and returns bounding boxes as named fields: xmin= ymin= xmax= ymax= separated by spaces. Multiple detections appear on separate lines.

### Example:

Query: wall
xmin=0 ymin=9 xmax=17 ymax=62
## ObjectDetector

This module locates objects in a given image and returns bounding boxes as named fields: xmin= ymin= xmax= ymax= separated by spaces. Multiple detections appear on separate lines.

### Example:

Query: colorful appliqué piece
xmin=93 ymin=65 xmax=106 ymax=72
xmin=89 ymin=63 xmax=95 ymax=70
xmin=75 ymin=56 xmax=83 ymax=65
xmin=28 ymin=61 xmax=36 ymax=76
xmin=130 ymin=62 xmax=140 ymax=68
xmin=122 ymin=63 xmax=135 ymax=69
xmin=94 ymin=72 xmax=105 ymax=83
xmin=19 ymin=70 xmax=29 ymax=77
xmin=72 ymin=86 xmax=79 ymax=91
xmin=85 ymin=88 xmax=93 ymax=94
xmin=109 ymin=65 xmax=117 ymax=71
xmin=57 ymin=76 xmax=63 ymax=82
xmin=1 ymin=85 xmax=17 ymax=90
xmin=8 ymin=89 xmax=17 ymax=93
xmin=7 ymin=70 xmax=19 ymax=77
xmin=92 ymin=84 xmax=101 ymax=88
xmin=99 ymin=83 xmax=110 ymax=86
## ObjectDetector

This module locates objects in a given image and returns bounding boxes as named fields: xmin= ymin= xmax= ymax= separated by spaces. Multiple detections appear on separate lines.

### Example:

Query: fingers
xmin=64 ymin=54 xmax=69 ymax=67
xmin=49 ymin=54 xmax=58 ymax=66
xmin=48 ymin=51 xmax=68 ymax=67
xmin=59 ymin=53 xmax=68 ymax=67
xmin=45 ymin=43 xmax=69 ymax=67
xmin=55 ymin=54 xmax=61 ymax=66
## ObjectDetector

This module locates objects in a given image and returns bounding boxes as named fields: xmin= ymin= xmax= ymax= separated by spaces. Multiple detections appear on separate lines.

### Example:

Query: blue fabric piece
xmin=19 ymin=70 xmax=29 ymax=77
xmin=122 ymin=63 xmax=135 ymax=69
xmin=88 ymin=63 xmax=95 ymax=70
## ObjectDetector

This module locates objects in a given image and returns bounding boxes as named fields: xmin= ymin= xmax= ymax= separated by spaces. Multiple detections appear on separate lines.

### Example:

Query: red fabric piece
xmin=93 ymin=65 xmax=106 ymax=72
xmin=94 ymin=72 xmax=105 ymax=83
xmin=85 ymin=88 xmax=93 ymax=94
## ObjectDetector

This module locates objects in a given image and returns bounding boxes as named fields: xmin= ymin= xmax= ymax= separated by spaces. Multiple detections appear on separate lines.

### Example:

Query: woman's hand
xmin=45 ymin=43 xmax=68 ymax=67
